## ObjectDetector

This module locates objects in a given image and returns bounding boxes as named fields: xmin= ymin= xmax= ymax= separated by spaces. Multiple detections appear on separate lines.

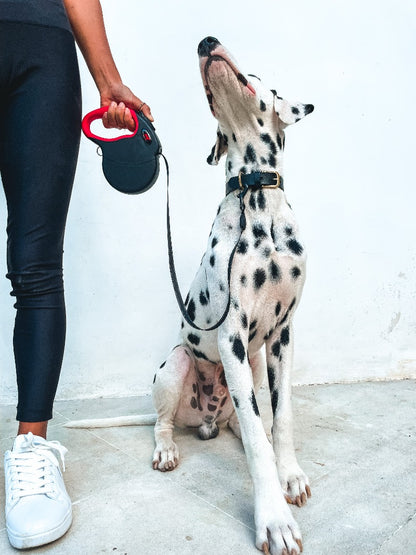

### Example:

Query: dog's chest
xmin=181 ymin=188 xmax=305 ymax=360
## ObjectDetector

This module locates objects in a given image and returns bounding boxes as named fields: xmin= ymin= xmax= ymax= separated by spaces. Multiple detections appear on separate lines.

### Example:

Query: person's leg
xmin=0 ymin=22 xmax=81 ymax=549
xmin=0 ymin=22 xmax=81 ymax=436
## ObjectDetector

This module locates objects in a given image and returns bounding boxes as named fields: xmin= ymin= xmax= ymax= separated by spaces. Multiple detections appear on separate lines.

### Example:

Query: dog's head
xmin=198 ymin=37 xmax=314 ymax=174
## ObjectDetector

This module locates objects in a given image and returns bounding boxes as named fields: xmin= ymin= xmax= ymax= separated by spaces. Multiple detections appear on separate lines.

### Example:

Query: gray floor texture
xmin=0 ymin=379 xmax=415 ymax=554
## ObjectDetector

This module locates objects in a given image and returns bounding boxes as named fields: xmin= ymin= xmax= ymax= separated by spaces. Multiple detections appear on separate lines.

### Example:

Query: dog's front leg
xmin=266 ymin=322 xmax=311 ymax=507
xmin=218 ymin=328 xmax=302 ymax=555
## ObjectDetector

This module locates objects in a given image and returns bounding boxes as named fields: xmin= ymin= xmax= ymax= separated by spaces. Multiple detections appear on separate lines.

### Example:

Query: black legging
xmin=0 ymin=22 xmax=81 ymax=422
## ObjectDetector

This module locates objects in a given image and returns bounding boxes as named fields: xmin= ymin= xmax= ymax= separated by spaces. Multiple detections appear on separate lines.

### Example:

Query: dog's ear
xmin=207 ymin=127 xmax=228 ymax=165
xmin=274 ymin=96 xmax=314 ymax=127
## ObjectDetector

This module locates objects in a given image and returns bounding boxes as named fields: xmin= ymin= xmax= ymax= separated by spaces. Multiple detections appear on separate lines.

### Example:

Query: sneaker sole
xmin=7 ymin=508 xmax=72 ymax=550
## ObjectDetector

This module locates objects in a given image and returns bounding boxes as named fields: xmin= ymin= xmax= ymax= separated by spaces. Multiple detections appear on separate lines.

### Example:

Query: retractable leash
xmin=81 ymin=106 xmax=240 ymax=331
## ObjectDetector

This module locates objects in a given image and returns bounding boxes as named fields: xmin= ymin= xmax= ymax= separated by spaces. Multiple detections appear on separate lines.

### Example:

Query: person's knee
xmin=6 ymin=268 xmax=65 ymax=308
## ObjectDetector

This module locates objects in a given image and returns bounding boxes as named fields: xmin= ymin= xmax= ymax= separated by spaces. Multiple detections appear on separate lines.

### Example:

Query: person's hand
xmin=100 ymin=82 xmax=153 ymax=131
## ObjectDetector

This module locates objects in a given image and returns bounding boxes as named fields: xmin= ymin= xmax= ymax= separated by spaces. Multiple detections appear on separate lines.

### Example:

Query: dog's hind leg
xmin=266 ymin=321 xmax=311 ymax=508
xmin=152 ymin=345 xmax=193 ymax=471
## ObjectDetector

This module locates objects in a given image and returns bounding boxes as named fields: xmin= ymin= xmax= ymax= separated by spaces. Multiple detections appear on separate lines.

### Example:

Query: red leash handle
xmin=81 ymin=106 xmax=139 ymax=142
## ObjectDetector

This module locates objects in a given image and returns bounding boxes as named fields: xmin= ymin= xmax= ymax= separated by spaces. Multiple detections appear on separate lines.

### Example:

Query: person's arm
xmin=63 ymin=0 xmax=153 ymax=129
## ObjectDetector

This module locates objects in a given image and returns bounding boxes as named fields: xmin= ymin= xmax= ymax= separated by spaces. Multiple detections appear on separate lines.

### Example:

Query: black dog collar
xmin=226 ymin=170 xmax=284 ymax=196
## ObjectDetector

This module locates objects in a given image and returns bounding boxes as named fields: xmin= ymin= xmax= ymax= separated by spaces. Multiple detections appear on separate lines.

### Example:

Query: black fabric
xmin=0 ymin=0 xmax=72 ymax=33
xmin=0 ymin=21 xmax=81 ymax=421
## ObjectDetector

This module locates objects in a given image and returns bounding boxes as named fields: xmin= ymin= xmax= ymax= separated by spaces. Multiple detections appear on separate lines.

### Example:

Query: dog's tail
xmin=64 ymin=414 xmax=157 ymax=429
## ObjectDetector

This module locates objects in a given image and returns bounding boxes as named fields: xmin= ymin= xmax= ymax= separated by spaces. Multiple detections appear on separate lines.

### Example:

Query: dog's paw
xmin=152 ymin=440 xmax=179 ymax=472
xmin=255 ymin=499 xmax=303 ymax=555
xmin=278 ymin=462 xmax=311 ymax=508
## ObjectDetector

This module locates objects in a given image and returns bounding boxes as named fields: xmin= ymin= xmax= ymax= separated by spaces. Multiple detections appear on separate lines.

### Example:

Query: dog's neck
xmin=224 ymin=129 xmax=285 ymax=182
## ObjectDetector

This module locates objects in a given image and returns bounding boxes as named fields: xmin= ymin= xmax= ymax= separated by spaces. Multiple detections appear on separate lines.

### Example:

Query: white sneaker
xmin=4 ymin=432 xmax=72 ymax=549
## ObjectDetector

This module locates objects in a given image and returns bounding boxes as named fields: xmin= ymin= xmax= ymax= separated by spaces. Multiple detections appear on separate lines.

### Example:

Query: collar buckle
xmin=261 ymin=171 xmax=281 ymax=189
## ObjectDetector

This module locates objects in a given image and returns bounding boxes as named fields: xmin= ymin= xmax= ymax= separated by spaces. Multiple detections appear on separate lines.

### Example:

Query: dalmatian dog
xmin=66 ymin=36 xmax=314 ymax=555
xmin=153 ymin=37 xmax=314 ymax=555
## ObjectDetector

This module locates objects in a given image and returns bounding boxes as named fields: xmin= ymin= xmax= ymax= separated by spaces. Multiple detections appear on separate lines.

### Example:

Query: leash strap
xmin=163 ymin=153 xmax=247 ymax=331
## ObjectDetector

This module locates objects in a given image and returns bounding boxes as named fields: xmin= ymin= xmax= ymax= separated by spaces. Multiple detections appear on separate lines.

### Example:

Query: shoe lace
xmin=7 ymin=433 xmax=67 ymax=501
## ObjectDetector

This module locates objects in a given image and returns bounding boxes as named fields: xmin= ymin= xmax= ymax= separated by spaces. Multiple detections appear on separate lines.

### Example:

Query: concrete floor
xmin=0 ymin=380 xmax=415 ymax=554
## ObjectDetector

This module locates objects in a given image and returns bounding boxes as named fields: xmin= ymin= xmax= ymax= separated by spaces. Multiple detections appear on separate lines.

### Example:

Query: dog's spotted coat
xmin=152 ymin=37 xmax=314 ymax=555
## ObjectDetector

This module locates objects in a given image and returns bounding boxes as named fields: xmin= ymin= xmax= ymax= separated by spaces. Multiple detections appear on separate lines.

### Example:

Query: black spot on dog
xmin=211 ymin=237 xmax=218 ymax=249
xmin=232 ymin=336 xmax=246 ymax=363
xmin=260 ymin=100 xmax=266 ymax=112
xmin=185 ymin=292 xmax=190 ymax=305
xmin=210 ymin=254 xmax=215 ymax=267
xmin=237 ymin=239 xmax=248 ymax=254
xmin=249 ymin=330 xmax=257 ymax=343
xmin=228 ymin=161 xmax=232 ymax=172
xmin=219 ymin=282 xmax=225 ymax=292
xmin=159 ymin=361 xmax=166 ymax=369
xmin=197 ymin=370 xmax=206 ymax=382
xmin=291 ymin=106 xmax=300 ymax=115
xmin=269 ymin=260 xmax=281 ymax=281
xmin=285 ymin=226 xmax=293 ymax=236
xmin=220 ymin=370 xmax=227 ymax=387
xmin=263 ymin=247 xmax=272 ymax=258
xmin=261 ymin=133 xmax=272 ymax=145
xmin=232 ymin=133 xmax=237 ymax=142
xmin=232 ymin=395 xmax=239 ymax=408
xmin=153 ymin=374 xmax=157 ymax=384
xmin=253 ymin=223 xmax=267 ymax=240
xmin=291 ymin=266 xmax=301 ymax=280
xmin=268 ymin=154 xmax=276 ymax=167
xmin=271 ymin=222 xmax=277 ymax=244
xmin=275 ymin=302 xmax=281 ymax=317
xmin=267 ymin=366 xmax=275 ymax=391
xmin=261 ymin=156 xmax=267 ymax=165
xmin=264 ymin=328 xmax=274 ymax=341
xmin=257 ymin=118 xmax=264 ymax=127
xmin=192 ymin=383 xmax=197 ymax=393
xmin=271 ymin=389 xmax=279 ymax=415
xmin=223 ymin=134 xmax=229 ymax=146
xmin=253 ymin=268 xmax=266 ymax=289
xmin=187 ymin=299 xmax=196 ymax=321
xmin=181 ymin=321 xmax=184 ymax=329
xmin=240 ymin=274 xmax=247 ymax=286
xmin=203 ymin=384 xmax=214 ymax=396
xmin=257 ymin=190 xmax=266 ymax=210
xmin=188 ymin=333 xmax=200 ymax=345
xmin=212 ymin=396 xmax=219 ymax=402
xmin=220 ymin=397 xmax=227 ymax=407
xmin=249 ymin=320 xmax=257 ymax=330
xmin=272 ymin=341 xmax=281 ymax=357
xmin=241 ymin=312 xmax=248 ymax=329
xmin=207 ymin=403 xmax=217 ymax=412
xmin=287 ymin=238 xmax=303 ymax=256
xmin=251 ymin=390 xmax=260 ymax=416
xmin=249 ymin=193 xmax=257 ymax=210
xmin=276 ymin=133 xmax=282 ymax=150
xmin=199 ymin=290 xmax=208 ymax=305
xmin=191 ymin=397 xmax=198 ymax=409
xmin=281 ymin=326 xmax=290 ymax=346
xmin=244 ymin=144 xmax=257 ymax=164
xmin=193 ymin=349 xmax=208 ymax=361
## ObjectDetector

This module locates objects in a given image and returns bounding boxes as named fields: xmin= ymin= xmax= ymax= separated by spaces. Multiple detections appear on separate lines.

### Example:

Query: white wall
xmin=1 ymin=0 xmax=415 ymax=403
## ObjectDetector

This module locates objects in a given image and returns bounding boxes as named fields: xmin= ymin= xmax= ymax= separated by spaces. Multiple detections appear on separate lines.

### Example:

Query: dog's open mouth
xmin=199 ymin=38 xmax=256 ymax=115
